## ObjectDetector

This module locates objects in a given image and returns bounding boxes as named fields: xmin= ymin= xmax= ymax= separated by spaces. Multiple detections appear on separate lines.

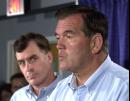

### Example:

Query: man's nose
xmin=25 ymin=62 xmax=33 ymax=71
xmin=56 ymin=38 xmax=65 ymax=49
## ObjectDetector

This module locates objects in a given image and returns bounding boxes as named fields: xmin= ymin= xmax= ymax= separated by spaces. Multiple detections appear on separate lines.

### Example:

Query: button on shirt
xmin=10 ymin=76 xmax=60 ymax=101
xmin=47 ymin=56 xmax=129 ymax=101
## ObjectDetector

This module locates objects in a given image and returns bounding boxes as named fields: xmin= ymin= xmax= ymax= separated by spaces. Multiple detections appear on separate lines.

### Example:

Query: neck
xmin=32 ymin=71 xmax=56 ymax=96
xmin=75 ymin=52 xmax=107 ymax=86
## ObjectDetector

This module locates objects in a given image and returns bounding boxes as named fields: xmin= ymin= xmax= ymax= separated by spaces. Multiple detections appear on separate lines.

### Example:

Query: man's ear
xmin=47 ymin=52 xmax=53 ymax=63
xmin=90 ymin=33 xmax=103 ymax=54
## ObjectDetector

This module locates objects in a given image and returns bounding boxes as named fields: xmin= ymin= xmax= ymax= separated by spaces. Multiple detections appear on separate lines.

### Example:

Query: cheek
xmin=69 ymin=42 xmax=85 ymax=55
xmin=68 ymin=42 xmax=88 ymax=60
xmin=36 ymin=60 xmax=50 ymax=71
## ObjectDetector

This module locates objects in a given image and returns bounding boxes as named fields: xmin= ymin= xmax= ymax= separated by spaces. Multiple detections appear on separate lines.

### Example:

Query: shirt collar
xmin=43 ymin=75 xmax=60 ymax=95
xmin=68 ymin=55 xmax=111 ymax=92
xmin=25 ymin=85 xmax=37 ymax=99
xmin=25 ymin=75 xmax=60 ymax=98
xmin=68 ymin=74 xmax=77 ymax=90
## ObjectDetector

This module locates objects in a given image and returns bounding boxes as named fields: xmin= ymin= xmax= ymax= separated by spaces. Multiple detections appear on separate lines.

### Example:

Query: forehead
xmin=16 ymin=41 xmax=41 ymax=60
xmin=55 ymin=14 xmax=84 ymax=33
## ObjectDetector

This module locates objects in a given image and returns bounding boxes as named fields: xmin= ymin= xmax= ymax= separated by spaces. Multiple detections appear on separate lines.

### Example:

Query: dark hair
xmin=13 ymin=32 xmax=51 ymax=53
xmin=10 ymin=73 xmax=25 ymax=82
xmin=55 ymin=5 xmax=108 ymax=52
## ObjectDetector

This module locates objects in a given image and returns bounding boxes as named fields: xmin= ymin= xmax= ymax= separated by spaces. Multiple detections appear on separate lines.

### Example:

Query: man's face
xmin=55 ymin=14 xmax=92 ymax=73
xmin=16 ymin=41 xmax=53 ymax=87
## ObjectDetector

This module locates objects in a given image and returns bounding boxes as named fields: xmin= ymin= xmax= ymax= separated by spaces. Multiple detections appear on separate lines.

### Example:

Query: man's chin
xmin=28 ymin=80 xmax=37 ymax=85
xmin=59 ymin=65 xmax=70 ymax=71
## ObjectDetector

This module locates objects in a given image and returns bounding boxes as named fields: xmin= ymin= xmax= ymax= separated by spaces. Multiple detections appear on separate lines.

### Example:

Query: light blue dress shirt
xmin=47 ymin=56 xmax=129 ymax=101
xmin=10 ymin=76 xmax=60 ymax=101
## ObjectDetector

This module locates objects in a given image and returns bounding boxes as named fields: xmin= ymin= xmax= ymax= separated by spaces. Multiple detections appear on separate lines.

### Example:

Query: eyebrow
xmin=63 ymin=30 xmax=74 ymax=34
xmin=54 ymin=30 xmax=75 ymax=36
xmin=28 ymin=54 xmax=37 ymax=59
xmin=17 ymin=54 xmax=37 ymax=62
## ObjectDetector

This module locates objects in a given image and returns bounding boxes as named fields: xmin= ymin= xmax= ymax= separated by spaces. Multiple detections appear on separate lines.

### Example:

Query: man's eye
xmin=64 ymin=33 xmax=74 ymax=39
xmin=63 ymin=31 xmax=75 ymax=39
xmin=66 ymin=33 xmax=73 ymax=38
xmin=30 ymin=57 xmax=38 ymax=63
xmin=18 ymin=61 xmax=25 ymax=66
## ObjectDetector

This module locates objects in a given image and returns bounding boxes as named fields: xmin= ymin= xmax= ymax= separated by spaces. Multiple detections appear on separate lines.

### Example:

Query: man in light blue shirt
xmin=10 ymin=33 xmax=61 ymax=101
xmin=47 ymin=5 xmax=129 ymax=101
xmin=10 ymin=76 xmax=60 ymax=101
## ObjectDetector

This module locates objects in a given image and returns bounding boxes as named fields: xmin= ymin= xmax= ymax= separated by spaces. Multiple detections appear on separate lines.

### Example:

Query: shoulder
xmin=104 ymin=62 xmax=129 ymax=100
xmin=10 ymin=85 xmax=29 ymax=101
xmin=103 ymin=61 xmax=129 ymax=95
xmin=108 ymin=62 xmax=129 ymax=84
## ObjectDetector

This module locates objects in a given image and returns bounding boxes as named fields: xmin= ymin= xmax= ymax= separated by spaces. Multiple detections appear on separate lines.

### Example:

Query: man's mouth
xmin=26 ymin=73 xmax=35 ymax=80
